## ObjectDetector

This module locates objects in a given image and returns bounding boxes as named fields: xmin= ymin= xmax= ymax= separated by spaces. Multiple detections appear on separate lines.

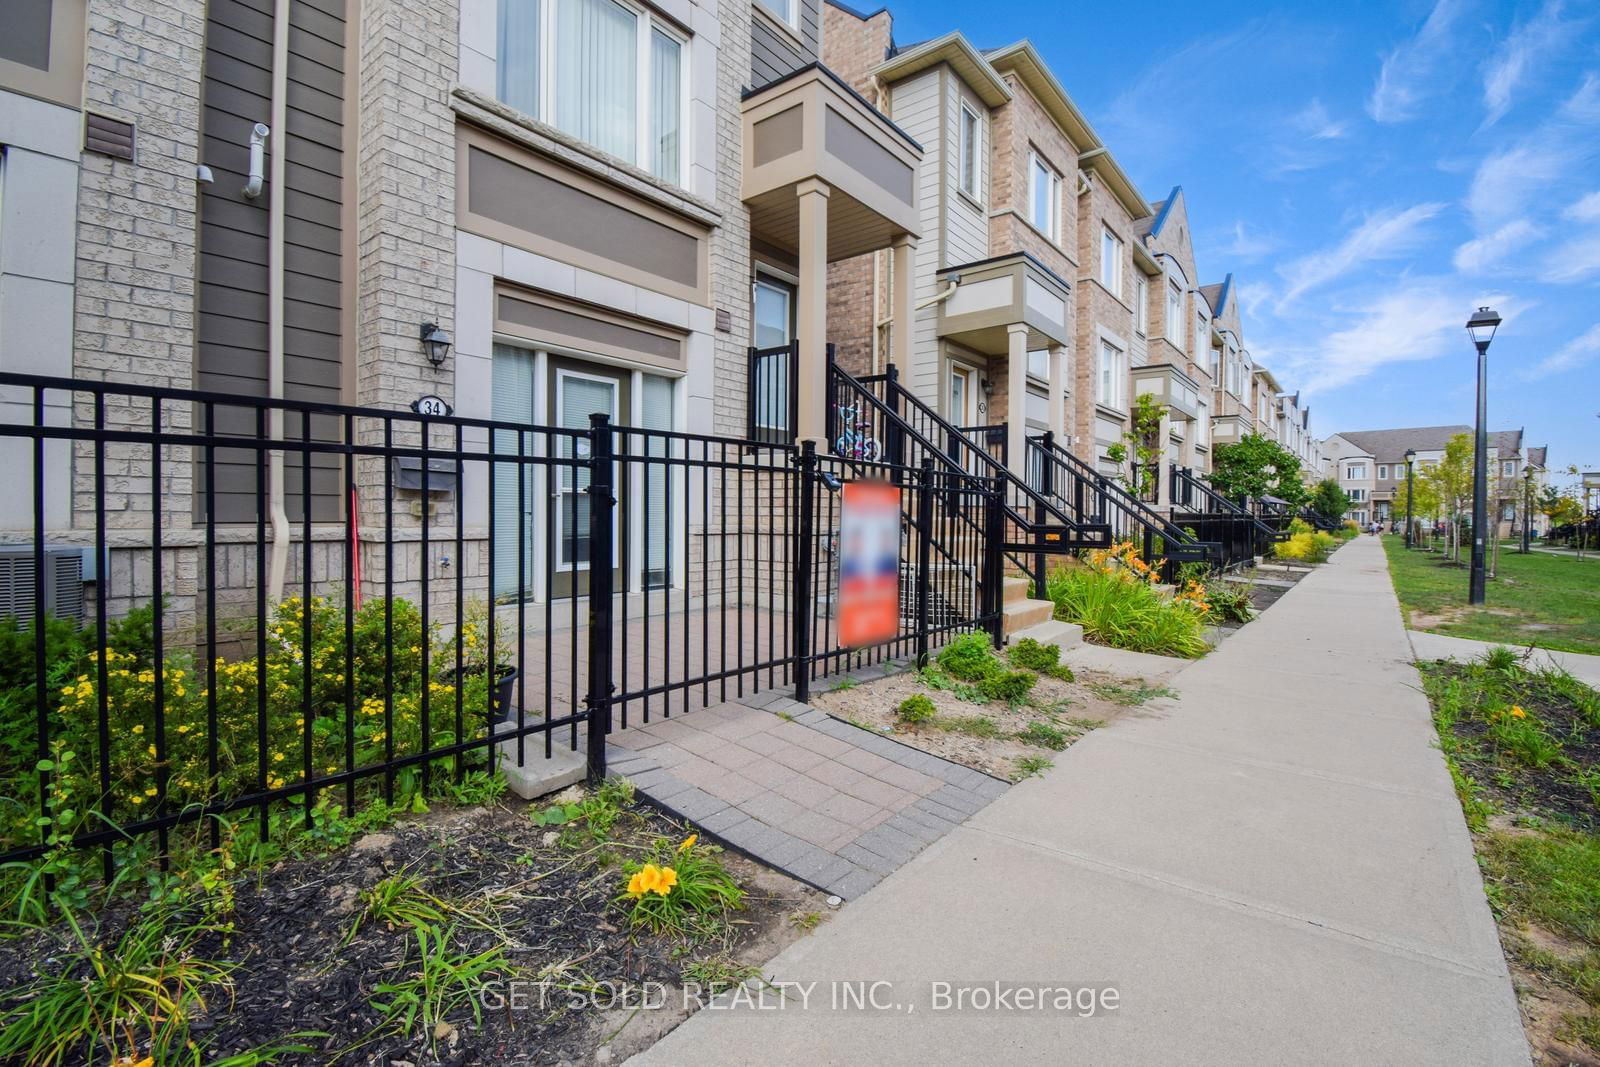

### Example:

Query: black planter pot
xmin=457 ymin=664 xmax=520 ymax=724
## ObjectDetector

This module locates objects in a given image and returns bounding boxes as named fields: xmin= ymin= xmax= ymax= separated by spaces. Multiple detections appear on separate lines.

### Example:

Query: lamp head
xmin=1465 ymin=306 xmax=1501 ymax=351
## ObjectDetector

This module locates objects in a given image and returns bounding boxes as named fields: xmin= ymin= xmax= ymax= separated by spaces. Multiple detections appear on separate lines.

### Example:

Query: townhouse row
xmin=0 ymin=0 xmax=1327 ymax=618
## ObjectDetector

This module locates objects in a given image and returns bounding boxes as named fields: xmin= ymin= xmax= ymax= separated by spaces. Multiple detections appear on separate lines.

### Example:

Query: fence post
xmin=885 ymin=363 xmax=904 ymax=472
xmin=793 ymin=441 xmax=817 ymax=703
xmin=915 ymin=456 xmax=934 ymax=667
xmin=584 ymin=412 xmax=615 ymax=785
xmin=982 ymin=473 xmax=1005 ymax=647
xmin=1034 ymin=432 xmax=1053 ymax=588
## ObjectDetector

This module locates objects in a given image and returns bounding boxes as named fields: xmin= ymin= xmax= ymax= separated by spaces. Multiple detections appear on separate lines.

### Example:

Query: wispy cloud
xmin=1287 ymin=281 xmax=1464 ymax=394
xmin=1464 ymin=139 xmax=1580 ymax=231
xmin=1221 ymin=221 xmax=1279 ymax=262
xmin=1482 ymin=0 xmax=1574 ymax=127
xmin=1521 ymin=322 xmax=1600 ymax=379
xmin=1565 ymin=190 xmax=1600 ymax=222
xmin=1236 ymin=281 xmax=1274 ymax=319
xmin=1275 ymin=203 xmax=1446 ymax=310
xmin=1539 ymin=232 xmax=1600 ymax=284
xmin=1368 ymin=0 xmax=1467 ymax=123
xmin=1563 ymin=72 xmax=1600 ymax=121
xmin=1290 ymin=99 xmax=1349 ymax=140
xmin=1453 ymin=218 xmax=1541 ymax=273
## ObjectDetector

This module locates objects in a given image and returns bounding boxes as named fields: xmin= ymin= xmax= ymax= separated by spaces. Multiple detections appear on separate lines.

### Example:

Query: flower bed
xmin=1043 ymin=542 xmax=1211 ymax=659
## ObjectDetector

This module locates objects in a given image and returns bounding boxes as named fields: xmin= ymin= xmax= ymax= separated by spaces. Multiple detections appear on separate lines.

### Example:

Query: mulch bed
xmin=1427 ymin=661 xmax=1600 ymax=831
xmin=0 ymin=796 xmax=825 ymax=1066
xmin=810 ymin=667 xmax=1139 ymax=781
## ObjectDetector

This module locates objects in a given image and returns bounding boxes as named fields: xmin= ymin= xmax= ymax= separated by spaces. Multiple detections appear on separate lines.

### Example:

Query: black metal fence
xmin=1168 ymin=466 xmax=1284 ymax=569
xmin=0 ymin=372 xmax=997 ymax=874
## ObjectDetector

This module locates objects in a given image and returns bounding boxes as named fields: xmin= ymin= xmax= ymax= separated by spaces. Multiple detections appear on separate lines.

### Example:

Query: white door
xmin=491 ymin=344 xmax=536 ymax=601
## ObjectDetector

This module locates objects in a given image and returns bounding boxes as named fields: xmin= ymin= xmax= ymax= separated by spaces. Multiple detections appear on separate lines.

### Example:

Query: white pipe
xmin=243 ymin=123 xmax=269 ymax=198
xmin=915 ymin=279 xmax=958 ymax=311
xmin=266 ymin=0 xmax=291 ymax=603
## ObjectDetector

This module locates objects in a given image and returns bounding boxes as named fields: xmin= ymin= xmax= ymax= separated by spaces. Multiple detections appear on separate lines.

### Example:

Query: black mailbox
xmin=391 ymin=457 xmax=458 ymax=495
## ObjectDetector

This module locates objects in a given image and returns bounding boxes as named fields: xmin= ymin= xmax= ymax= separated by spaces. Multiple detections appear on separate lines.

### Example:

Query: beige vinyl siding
xmin=888 ymin=68 xmax=941 ymax=401
xmin=196 ymin=0 xmax=348 ymax=522
xmin=944 ymin=79 xmax=987 ymax=266
xmin=750 ymin=0 xmax=820 ymax=86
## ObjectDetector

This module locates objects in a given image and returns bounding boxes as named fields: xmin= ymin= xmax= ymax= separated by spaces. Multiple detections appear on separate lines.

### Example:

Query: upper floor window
xmin=1029 ymin=152 xmax=1060 ymax=243
xmin=1097 ymin=340 xmax=1123 ymax=409
xmin=756 ymin=0 xmax=796 ymax=27
xmin=1377 ymin=464 xmax=1389 ymax=480
xmin=498 ymin=0 xmax=687 ymax=185
xmin=1501 ymin=460 xmax=1515 ymax=477
xmin=1208 ymin=345 xmax=1220 ymax=381
xmin=958 ymin=104 xmax=980 ymax=200
xmin=1133 ymin=274 xmax=1148 ymax=336
xmin=1346 ymin=462 xmax=1367 ymax=480
xmin=1166 ymin=282 xmax=1184 ymax=349
xmin=1195 ymin=313 xmax=1207 ymax=354
xmin=1100 ymin=227 xmax=1122 ymax=298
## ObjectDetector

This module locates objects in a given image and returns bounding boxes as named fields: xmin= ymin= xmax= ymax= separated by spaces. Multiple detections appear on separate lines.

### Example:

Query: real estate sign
xmin=837 ymin=480 xmax=900 ymax=648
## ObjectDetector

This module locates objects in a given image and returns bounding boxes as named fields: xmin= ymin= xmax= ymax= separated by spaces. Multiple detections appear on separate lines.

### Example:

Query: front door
xmin=551 ymin=361 xmax=628 ymax=599
xmin=946 ymin=363 xmax=977 ymax=467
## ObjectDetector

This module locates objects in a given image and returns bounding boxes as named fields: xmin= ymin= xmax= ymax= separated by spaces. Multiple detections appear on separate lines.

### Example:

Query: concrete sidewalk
xmin=630 ymin=536 xmax=1530 ymax=1065
xmin=1408 ymin=628 xmax=1600 ymax=688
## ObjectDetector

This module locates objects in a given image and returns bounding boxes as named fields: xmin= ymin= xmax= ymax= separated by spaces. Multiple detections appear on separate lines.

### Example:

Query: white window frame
xmin=1100 ymin=226 xmax=1122 ymax=298
xmin=1377 ymin=464 xmax=1389 ymax=480
xmin=1096 ymin=339 xmax=1123 ymax=410
xmin=755 ymin=0 xmax=797 ymax=29
xmin=1348 ymin=488 xmax=1367 ymax=503
xmin=1501 ymin=460 xmax=1515 ymax=477
xmin=958 ymin=102 xmax=980 ymax=202
xmin=1029 ymin=151 xmax=1060 ymax=243
xmin=1166 ymin=281 xmax=1185 ymax=349
xmin=1133 ymin=273 xmax=1148 ymax=336
xmin=497 ymin=0 xmax=691 ymax=186
xmin=554 ymin=366 xmax=622 ymax=574
xmin=1346 ymin=462 xmax=1366 ymax=480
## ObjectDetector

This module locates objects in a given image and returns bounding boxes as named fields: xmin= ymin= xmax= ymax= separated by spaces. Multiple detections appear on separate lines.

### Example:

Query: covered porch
xmin=741 ymin=64 xmax=923 ymax=444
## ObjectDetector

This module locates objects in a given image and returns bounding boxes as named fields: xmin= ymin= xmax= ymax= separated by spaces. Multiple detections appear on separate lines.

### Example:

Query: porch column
xmin=1006 ymin=323 xmax=1029 ymax=477
xmin=1156 ymin=408 xmax=1173 ymax=507
xmin=795 ymin=179 xmax=831 ymax=445
xmin=891 ymin=234 xmax=916 ymax=376
xmin=1047 ymin=344 xmax=1067 ymax=440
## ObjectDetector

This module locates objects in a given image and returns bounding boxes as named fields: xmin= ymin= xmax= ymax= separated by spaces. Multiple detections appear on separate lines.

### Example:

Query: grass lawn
xmin=1382 ymin=534 xmax=1600 ymax=655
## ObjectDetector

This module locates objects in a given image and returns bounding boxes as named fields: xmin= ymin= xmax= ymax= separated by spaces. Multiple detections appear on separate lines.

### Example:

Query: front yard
xmin=1383 ymin=535 xmax=1600 ymax=655
xmin=1421 ymin=648 xmax=1600 ymax=1063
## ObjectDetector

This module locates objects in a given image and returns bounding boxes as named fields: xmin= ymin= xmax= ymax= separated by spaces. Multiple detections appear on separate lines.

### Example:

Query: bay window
xmin=498 ymin=0 xmax=687 ymax=185
xmin=1030 ymin=152 xmax=1060 ymax=242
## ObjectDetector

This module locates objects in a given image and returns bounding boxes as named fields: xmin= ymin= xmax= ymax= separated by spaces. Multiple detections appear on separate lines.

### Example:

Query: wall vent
xmin=84 ymin=113 xmax=135 ymax=160
xmin=0 ymin=547 xmax=87 ymax=626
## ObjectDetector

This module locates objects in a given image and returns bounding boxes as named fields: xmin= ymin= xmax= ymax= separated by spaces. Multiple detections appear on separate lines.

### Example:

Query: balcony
xmin=741 ymin=63 xmax=923 ymax=259
xmin=935 ymin=252 xmax=1072 ymax=356
xmin=1131 ymin=363 xmax=1201 ymax=422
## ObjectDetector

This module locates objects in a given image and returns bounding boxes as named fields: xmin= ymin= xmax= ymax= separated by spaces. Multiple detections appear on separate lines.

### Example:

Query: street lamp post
xmin=1404 ymin=448 xmax=1417 ymax=549
xmin=1465 ymin=306 xmax=1501 ymax=606
xmin=1522 ymin=467 xmax=1534 ymax=554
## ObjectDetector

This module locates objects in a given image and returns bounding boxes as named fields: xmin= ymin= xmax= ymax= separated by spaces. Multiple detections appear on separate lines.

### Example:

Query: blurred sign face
xmin=837 ymin=480 xmax=900 ymax=648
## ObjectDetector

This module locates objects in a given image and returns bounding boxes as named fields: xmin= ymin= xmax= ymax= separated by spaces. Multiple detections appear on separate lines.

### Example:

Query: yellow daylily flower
xmin=1510 ymin=705 xmax=1527 ymax=719
xmin=678 ymin=834 xmax=697 ymax=853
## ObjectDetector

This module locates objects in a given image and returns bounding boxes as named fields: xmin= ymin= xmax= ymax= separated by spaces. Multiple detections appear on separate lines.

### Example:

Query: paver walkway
xmin=607 ymin=669 xmax=1009 ymax=898
xmin=631 ymin=535 xmax=1530 ymax=1065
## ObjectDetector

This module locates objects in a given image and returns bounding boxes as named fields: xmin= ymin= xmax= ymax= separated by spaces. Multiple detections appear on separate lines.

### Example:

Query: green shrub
xmin=1008 ymin=638 xmax=1060 ymax=672
xmin=1043 ymin=567 xmax=1209 ymax=659
xmin=936 ymin=631 xmax=1001 ymax=682
xmin=1272 ymin=531 xmax=1330 ymax=563
xmin=1046 ymin=664 xmax=1075 ymax=682
xmin=896 ymin=694 xmax=936 ymax=724
xmin=1204 ymin=581 xmax=1254 ymax=623
xmin=978 ymin=670 xmax=1036 ymax=705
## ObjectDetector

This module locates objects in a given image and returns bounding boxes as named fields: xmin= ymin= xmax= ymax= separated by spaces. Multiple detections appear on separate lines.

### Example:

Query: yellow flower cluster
xmin=1173 ymin=580 xmax=1211 ymax=616
xmin=1086 ymin=541 xmax=1165 ymax=585
xmin=626 ymin=863 xmax=679 ymax=898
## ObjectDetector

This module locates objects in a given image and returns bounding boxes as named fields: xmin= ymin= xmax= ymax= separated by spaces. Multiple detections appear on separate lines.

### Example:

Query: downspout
xmin=265 ymin=0 xmax=291 ymax=603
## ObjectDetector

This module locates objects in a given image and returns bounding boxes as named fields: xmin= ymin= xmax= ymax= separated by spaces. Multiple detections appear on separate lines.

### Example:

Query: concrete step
xmin=1003 ymin=576 xmax=1031 ymax=604
xmin=1007 ymin=617 xmax=1082 ymax=649
xmin=1002 ymin=597 xmax=1054 ymax=636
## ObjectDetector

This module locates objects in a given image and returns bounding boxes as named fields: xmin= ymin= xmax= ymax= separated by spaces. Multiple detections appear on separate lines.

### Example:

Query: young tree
xmin=1421 ymin=433 xmax=1473 ymax=561
xmin=1309 ymin=478 xmax=1350 ymax=524
xmin=1210 ymin=433 xmax=1307 ymax=507
xmin=1393 ymin=476 xmax=1441 ymax=544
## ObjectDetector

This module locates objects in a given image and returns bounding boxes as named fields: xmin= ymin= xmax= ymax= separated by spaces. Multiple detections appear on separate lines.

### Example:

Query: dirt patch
xmin=811 ymin=666 xmax=1151 ymax=782
xmin=0 ymin=796 xmax=826 ymax=1066
xmin=1507 ymin=935 xmax=1600 ymax=1067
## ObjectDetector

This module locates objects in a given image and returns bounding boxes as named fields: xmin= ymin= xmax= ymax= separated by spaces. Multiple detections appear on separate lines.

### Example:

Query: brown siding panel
xmin=197 ymin=0 xmax=347 ymax=523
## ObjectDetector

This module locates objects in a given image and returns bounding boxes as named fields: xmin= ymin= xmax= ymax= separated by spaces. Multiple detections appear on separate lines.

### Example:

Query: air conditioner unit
xmin=0 ymin=547 xmax=87 ymax=626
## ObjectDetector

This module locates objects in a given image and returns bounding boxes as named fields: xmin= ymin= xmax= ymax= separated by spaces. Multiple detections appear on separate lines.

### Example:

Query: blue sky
xmin=891 ymin=0 xmax=1600 ymax=482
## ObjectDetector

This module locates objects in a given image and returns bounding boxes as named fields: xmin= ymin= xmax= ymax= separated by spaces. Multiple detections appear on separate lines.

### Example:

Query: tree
xmin=1210 ymin=433 xmax=1308 ymax=507
xmin=1393 ymin=475 xmax=1441 ymax=542
xmin=1420 ymin=433 xmax=1474 ymax=561
xmin=1309 ymin=478 xmax=1350 ymax=524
